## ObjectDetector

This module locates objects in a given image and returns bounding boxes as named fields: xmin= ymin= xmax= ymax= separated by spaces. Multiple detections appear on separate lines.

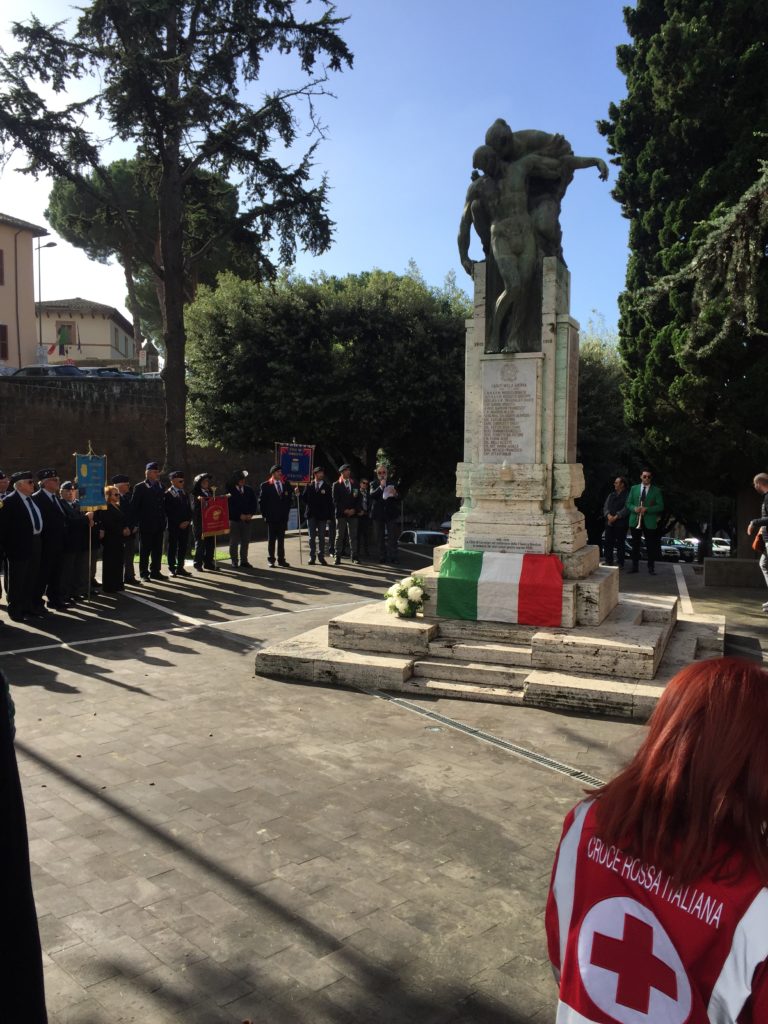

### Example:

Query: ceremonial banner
xmin=201 ymin=495 xmax=230 ymax=538
xmin=275 ymin=443 xmax=315 ymax=485
xmin=75 ymin=453 xmax=107 ymax=511
xmin=436 ymin=549 xmax=563 ymax=626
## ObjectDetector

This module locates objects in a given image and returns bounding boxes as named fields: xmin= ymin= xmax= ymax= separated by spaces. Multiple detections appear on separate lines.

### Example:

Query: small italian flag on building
xmin=436 ymin=549 xmax=564 ymax=627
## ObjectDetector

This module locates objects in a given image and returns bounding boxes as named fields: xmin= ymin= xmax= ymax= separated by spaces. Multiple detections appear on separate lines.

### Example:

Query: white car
xmin=398 ymin=530 xmax=448 ymax=548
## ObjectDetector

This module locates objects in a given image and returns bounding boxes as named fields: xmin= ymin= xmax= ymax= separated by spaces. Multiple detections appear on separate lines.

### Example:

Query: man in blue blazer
xmin=259 ymin=466 xmax=294 ymax=567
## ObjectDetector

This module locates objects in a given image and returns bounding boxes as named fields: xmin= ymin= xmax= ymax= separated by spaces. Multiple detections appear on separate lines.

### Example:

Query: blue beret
xmin=111 ymin=474 xmax=130 ymax=484
xmin=38 ymin=468 xmax=58 ymax=480
xmin=145 ymin=462 xmax=159 ymax=471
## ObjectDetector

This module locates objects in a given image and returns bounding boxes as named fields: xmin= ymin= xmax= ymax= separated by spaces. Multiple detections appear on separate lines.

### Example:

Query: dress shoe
xmin=177 ymin=568 xmax=192 ymax=578
xmin=278 ymin=560 xmax=290 ymax=567
xmin=48 ymin=603 xmax=69 ymax=611
xmin=241 ymin=561 xmax=253 ymax=569
xmin=8 ymin=612 xmax=27 ymax=623
xmin=140 ymin=573 xmax=151 ymax=581
xmin=334 ymin=559 xmax=341 ymax=566
xmin=352 ymin=559 xmax=360 ymax=565
xmin=319 ymin=558 xmax=328 ymax=566
xmin=308 ymin=558 xmax=316 ymax=565
xmin=169 ymin=569 xmax=178 ymax=577
xmin=150 ymin=572 xmax=168 ymax=580
xmin=648 ymin=567 xmax=656 ymax=575
xmin=231 ymin=560 xmax=239 ymax=568
xmin=31 ymin=605 xmax=49 ymax=616
xmin=204 ymin=563 xmax=219 ymax=571
xmin=124 ymin=575 xmax=137 ymax=584
xmin=193 ymin=563 xmax=204 ymax=571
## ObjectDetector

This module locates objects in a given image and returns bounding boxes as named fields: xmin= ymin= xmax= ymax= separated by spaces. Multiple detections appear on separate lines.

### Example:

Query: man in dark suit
xmin=112 ymin=475 xmax=138 ymax=584
xmin=32 ymin=469 xmax=70 ymax=611
xmin=164 ymin=471 xmax=192 ymax=577
xmin=259 ymin=465 xmax=294 ymax=567
xmin=332 ymin=464 xmax=362 ymax=566
xmin=0 ymin=471 xmax=44 ymax=622
xmin=370 ymin=463 xmax=402 ymax=565
xmin=301 ymin=466 xmax=335 ymax=565
xmin=130 ymin=461 xmax=167 ymax=581
xmin=227 ymin=470 xmax=259 ymax=568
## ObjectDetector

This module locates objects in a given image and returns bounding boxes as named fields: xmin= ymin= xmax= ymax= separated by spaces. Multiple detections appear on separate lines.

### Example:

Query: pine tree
xmin=599 ymin=0 xmax=768 ymax=490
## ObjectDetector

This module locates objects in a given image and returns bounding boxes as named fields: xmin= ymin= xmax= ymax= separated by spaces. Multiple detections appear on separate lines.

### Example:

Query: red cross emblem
xmin=591 ymin=913 xmax=677 ymax=1012
xmin=577 ymin=897 xmax=691 ymax=1024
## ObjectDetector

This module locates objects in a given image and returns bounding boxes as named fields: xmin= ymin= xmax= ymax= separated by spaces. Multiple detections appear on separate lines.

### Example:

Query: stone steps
xmin=412 ymin=657 xmax=529 ymax=689
xmin=401 ymin=678 xmax=525 ymax=705
xmin=428 ymin=638 xmax=533 ymax=667
xmin=253 ymin=597 xmax=727 ymax=720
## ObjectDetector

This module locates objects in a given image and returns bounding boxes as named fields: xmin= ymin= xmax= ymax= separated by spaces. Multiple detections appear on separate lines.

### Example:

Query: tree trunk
xmin=120 ymin=249 xmax=144 ymax=358
xmin=158 ymin=158 xmax=188 ymax=476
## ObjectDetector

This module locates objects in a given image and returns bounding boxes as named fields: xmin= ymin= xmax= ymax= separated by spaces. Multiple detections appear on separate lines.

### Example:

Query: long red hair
xmin=593 ymin=657 xmax=768 ymax=885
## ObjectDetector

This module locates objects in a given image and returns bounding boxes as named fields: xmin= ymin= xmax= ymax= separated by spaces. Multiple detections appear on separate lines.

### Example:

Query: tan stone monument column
xmin=445 ymin=258 xmax=617 ymax=625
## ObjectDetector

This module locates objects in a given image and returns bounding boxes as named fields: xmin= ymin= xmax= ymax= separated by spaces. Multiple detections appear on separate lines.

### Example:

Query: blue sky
xmin=0 ymin=0 xmax=630 ymax=330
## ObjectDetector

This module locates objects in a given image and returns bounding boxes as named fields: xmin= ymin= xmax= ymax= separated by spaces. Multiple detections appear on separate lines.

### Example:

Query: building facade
xmin=37 ymin=298 xmax=138 ymax=365
xmin=0 ymin=213 xmax=49 ymax=371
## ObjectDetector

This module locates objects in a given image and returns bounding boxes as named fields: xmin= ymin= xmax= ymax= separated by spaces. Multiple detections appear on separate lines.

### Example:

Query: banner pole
xmin=296 ymin=488 xmax=303 ymax=565
xmin=87 ymin=518 xmax=92 ymax=602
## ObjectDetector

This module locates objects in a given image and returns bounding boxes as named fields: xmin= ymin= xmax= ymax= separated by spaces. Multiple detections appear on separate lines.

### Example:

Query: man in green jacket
xmin=626 ymin=468 xmax=664 ymax=575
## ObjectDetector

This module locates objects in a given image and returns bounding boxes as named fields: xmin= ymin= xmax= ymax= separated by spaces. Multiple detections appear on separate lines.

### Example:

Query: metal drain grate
xmin=369 ymin=690 xmax=606 ymax=789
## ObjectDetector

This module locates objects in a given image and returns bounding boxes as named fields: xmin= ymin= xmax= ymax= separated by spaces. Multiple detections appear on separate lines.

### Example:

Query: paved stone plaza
xmin=0 ymin=541 xmax=763 ymax=1023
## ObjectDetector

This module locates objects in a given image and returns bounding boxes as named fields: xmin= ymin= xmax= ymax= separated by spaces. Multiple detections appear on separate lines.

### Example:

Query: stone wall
xmin=0 ymin=377 xmax=271 ymax=486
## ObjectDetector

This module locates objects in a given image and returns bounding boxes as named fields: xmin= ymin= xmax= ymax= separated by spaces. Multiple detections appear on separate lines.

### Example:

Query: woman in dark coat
xmin=95 ymin=486 xmax=130 ymax=592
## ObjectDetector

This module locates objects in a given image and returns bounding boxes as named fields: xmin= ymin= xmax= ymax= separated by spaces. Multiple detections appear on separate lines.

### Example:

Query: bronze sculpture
xmin=458 ymin=119 xmax=607 ymax=353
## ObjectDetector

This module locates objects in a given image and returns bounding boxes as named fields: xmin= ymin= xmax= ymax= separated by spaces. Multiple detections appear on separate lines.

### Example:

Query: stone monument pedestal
xmin=448 ymin=258 xmax=613 ymax=625
xmin=254 ymin=257 xmax=724 ymax=717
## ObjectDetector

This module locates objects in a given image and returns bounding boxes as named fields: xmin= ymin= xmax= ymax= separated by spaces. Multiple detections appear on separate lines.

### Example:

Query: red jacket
xmin=546 ymin=800 xmax=768 ymax=1023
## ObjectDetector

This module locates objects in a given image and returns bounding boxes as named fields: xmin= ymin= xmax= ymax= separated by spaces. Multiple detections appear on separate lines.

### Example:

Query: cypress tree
xmin=599 ymin=0 xmax=768 ymax=490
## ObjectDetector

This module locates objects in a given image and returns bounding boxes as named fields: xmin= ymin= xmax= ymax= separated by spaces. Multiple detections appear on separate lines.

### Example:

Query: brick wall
xmin=0 ymin=377 xmax=272 ymax=488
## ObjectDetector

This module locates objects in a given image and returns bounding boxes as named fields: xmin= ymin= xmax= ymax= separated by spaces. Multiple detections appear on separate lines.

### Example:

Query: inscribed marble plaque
xmin=480 ymin=357 xmax=539 ymax=464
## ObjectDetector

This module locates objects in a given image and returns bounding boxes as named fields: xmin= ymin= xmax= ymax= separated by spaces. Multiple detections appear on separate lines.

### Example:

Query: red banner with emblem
xmin=201 ymin=495 xmax=230 ymax=538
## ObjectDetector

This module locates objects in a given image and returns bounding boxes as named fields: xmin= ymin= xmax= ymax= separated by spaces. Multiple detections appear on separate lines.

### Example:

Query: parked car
xmin=661 ymin=536 xmax=696 ymax=562
xmin=440 ymin=521 xmax=452 ymax=535
xmin=79 ymin=366 xmax=124 ymax=378
xmin=623 ymin=537 xmax=681 ymax=562
xmin=12 ymin=364 xmax=86 ymax=377
xmin=399 ymin=530 xmax=448 ymax=548
xmin=711 ymin=538 xmax=732 ymax=557
xmin=141 ymin=371 xmax=163 ymax=380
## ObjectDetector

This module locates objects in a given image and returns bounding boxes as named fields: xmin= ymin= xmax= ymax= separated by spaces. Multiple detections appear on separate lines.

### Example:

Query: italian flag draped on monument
xmin=436 ymin=549 xmax=564 ymax=626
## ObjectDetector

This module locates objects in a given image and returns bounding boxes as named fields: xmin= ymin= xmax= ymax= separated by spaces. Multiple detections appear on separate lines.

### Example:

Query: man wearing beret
xmin=32 ymin=469 xmax=70 ymax=611
xmin=227 ymin=469 xmax=258 ymax=569
xmin=301 ymin=466 xmax=334 ymax=566
xmin=165 ymin=471 xmax=193 ymax=577
xmin=111 ymin=475 xmax=138 ymax=584
xmin=258 ymin=465 xmax=293 ymax=567
xmin=332 ymin=464 xmax=362 ymax=566
xmin=129 ymin=461 xmax=167 ymax=581
xmin=0 ymin=472 xmax=44 ymax=621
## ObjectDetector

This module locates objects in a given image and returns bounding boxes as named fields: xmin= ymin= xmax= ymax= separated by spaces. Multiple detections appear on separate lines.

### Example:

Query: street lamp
xmin=35 ymin=239 xmax=57 ymax=363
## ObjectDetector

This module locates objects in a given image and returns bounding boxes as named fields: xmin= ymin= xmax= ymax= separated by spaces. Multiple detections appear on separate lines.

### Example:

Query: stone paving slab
xmin=0 ymin=542 xmax=762 ymax=1022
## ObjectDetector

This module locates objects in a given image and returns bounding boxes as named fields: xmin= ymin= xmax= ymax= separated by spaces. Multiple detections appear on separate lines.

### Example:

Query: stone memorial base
xmin=254 ymin=595 xmax=724 ymax=720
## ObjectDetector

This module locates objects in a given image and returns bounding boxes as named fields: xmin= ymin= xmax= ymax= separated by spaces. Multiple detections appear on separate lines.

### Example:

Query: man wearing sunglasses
xmin=626 ymin=468 xmax=664 ymax=575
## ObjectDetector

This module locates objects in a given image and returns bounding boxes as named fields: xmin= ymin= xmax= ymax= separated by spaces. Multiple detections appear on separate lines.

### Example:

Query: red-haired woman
xmin=546 ymin=657 xmax=768 ymax=1023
